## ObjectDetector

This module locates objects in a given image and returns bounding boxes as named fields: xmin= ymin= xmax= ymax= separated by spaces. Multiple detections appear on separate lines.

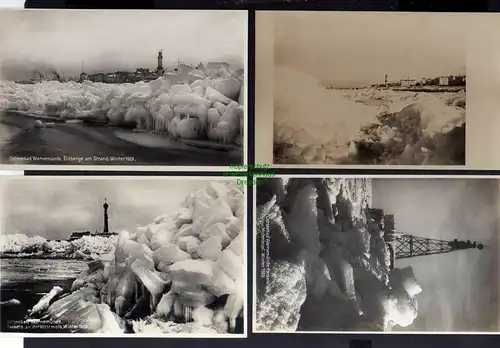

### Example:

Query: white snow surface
xmin=274 ymin=66 xmax=465 ymax=164
xmin=0 ymin=63 xmax=244 ymax=145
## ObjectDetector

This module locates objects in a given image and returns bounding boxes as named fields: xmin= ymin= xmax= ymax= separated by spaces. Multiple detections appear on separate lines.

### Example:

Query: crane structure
xmin=394 ymin=234 xmax=483 ymax=259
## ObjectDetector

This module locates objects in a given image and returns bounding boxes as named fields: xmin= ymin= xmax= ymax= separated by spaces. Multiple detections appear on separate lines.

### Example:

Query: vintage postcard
xmin=270 ymin=13 xmax=465 ymax=165
xmin=255 ymin=12 xmax=500 ymax=168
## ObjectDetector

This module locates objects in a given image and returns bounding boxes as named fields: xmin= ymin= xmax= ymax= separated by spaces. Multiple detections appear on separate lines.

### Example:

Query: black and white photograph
xmin=254 ymin=176 xmax=499 ymax=332
xmin=0 ymin=10 xmax=246 ymax=167
xmin=0 ymin=177 xmax=245 ymax=335
xmin=266 ymin=12 xmax=466 ymax=165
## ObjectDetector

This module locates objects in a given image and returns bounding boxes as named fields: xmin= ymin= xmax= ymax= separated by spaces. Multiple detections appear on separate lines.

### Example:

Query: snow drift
xmin=273 ymin=66 xmax=465 ymax=165
xmin=22 ymin=180 xmax=245 ymax=334
xmin=0 ymin=63 xmax=244 ymax=146
xmin=255 ymin=178 xmax=421 ymax=331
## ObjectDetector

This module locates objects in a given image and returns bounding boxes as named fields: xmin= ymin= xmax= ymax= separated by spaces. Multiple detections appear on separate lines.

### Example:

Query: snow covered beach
xmin=0 ymin=180 xmax=245 ymax=334
xmin=255 ymin=178 xmax=422 ymax=332
xmin=273 ymin=67 xmax=465 ymax=165
xmin=0 ymin=63 xmax=244 ymax=166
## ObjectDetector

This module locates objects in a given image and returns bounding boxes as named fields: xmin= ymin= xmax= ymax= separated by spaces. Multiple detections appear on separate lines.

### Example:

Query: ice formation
xmin=255 ymin=178 xmax=422 ymax=331
xmin=0 ymin=234 xmax=116 ymax=260
xmin=273 ymin=66 xmax=465 ymax=165
xmin=24 ymin=180 xmax=245 ymax=334
xmin=0 ymin=63 xmax=244 ymax=145
xmin=27 ymin=286 xmax=64 ymax=317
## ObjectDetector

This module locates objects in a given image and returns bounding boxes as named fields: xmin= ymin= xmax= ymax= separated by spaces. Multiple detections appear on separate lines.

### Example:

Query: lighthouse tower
xmin=157 ymin=50 xmax=165 ymax=75
xmin=103 ymin=198 xmax=109 ymax=234
xmin=350 ymin=340 xmax=371 ymax=348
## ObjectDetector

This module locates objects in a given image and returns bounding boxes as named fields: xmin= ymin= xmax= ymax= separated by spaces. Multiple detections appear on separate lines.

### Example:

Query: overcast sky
xmin=0 ymin=178 xmax=215 ymax=240
xmin=29 ymin=333 xmax=500 ymax=348
xmin=372 ymin=178 xmax=499 ymax=331
xmin=274 ymin=12 xmax=466 ymax=87
xmin=0 ymin=10 xmax=246 ymax=80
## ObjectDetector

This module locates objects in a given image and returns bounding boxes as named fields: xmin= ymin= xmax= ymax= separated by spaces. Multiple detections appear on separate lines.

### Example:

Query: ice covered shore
xmin=274 ymin=66 xmax=465 ymax=165
xmin=0 ymin=63 xmax=244 ymax=145
xmin=0 ymin=234 xmax=116 ymax=260
xmin=22 ymin=181 xmax=245 ymax=334
xmin=255 ymin=178 xmax=421 ymax=331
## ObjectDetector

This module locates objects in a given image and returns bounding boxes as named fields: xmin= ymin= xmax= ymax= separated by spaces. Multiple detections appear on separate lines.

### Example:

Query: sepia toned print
xmin=0 ymin=177 xmax=245 ymax=335
xmin=254 ymin=177 xmax=499 ymax=332
xmin=0 ymin=10 xmax=246 ymax=168
xmin=266 ymin=12 xmax=466 ymax=166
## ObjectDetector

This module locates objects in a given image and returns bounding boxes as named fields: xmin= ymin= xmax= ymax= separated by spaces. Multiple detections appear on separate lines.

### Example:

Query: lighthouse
xmin=103 ymin=198 xmax=109 ymax=234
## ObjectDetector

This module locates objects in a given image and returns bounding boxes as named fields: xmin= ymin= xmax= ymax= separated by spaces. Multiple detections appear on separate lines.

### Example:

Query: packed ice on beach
xmin=1 ymin=180 xmax=245 ymax=334
xmin=0 ymin=63 xmax=244 ymax=146
xmin=273 ymin=66 xmax=465 ymax=165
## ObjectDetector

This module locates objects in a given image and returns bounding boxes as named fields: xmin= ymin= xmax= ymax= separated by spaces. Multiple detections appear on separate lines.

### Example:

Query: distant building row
xmin=69 ymin=199 xmax=116 ymax=241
